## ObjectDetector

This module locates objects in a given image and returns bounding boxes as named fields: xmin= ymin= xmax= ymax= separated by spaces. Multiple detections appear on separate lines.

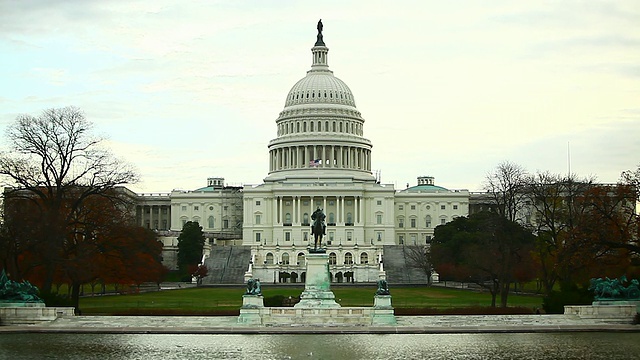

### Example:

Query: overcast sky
xmin=1 ymin=1 xmax=639 ymax=193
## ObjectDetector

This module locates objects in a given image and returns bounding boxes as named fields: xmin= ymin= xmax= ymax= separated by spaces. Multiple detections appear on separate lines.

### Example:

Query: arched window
xmin=266 ymin=253 xmax=274 ymax=265
xmin=207 ymin=216 xmax=214 ymax=229
xmin=285 ymin=213 xmax=291 ymax=224
xmin=282 ymin=253 xmax=290 ymax=265
xmin=297 ymin=252 xmax=305 ymax=265
xmin=346 ymin=212 xmax=353 ymax=225
xmin=329 ymin=252 xmax=337 ymax=265
xmin=344 ymin=252 xmax=353 ymax=265
xmin=360 ymin=252 xmax=369 ymax=264
xmin=303 ymin=213 xmax=309 ymax=225
xmin=329 ymin=212 xmax=335 ymax=224
xmin=425 ymin=215 xmax=432 ymax=228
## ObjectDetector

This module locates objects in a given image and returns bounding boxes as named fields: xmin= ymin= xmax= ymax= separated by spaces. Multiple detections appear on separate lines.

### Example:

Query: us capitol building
xmin=136 ymin=22 xmax=470 ymax=284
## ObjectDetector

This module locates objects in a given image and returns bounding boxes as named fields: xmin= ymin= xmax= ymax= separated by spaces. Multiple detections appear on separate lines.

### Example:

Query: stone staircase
xmin=203 ymin=246 xmax=251 ymax=284
xmin=382 ymin=245 xmax=428 ymax=284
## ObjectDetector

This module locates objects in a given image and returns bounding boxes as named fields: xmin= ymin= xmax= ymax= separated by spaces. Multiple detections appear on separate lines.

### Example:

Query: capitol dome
xmin=265 ymin=21 xmax=375 ymax=183
xmin=284 ymin=71 xmax=356 ymax=108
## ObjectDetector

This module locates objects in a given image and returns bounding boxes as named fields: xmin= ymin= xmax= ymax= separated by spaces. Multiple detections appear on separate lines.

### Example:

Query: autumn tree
xmin=177 ymin=221 xmax=205 ymax=278
xmin=431 ymin=212 xmax=536 ymax=307
xmin=0 ymin=107 xmax=139 ymax=297
xmin=526 ymin=173 xmax=631 ymax=293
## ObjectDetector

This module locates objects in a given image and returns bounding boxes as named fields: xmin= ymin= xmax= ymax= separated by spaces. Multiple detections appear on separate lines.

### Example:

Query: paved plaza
xmin=0 ymin=314 xmax=637 ymax=334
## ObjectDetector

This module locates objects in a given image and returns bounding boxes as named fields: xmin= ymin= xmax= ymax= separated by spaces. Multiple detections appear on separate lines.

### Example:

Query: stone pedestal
xmin=564 ymin=302 xmax=637 ymax=323
xmin=0 ymin=303 xmax=75 ymax=325
xmin=238 ymin=295 xmax=264 ymax=324
xmin=295 ymin=252 xmax=340 ymax=308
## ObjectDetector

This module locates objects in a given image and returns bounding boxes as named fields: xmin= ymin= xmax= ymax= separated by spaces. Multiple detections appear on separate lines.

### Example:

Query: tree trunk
xmin=500 ymin=282 xmax=510 ymax=307
xmin=71 ymin=282 xmax=82 ymax=314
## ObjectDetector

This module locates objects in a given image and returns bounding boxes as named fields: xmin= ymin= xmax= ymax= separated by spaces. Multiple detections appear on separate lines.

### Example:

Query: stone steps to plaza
xmin=382 ymin=245 xmax=428 ymax=284
xmin=204 ymin=246 xmax=251 ymax=284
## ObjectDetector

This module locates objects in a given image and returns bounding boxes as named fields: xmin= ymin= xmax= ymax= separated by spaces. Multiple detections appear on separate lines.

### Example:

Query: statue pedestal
xmin=295 ymin=252 xmax=340 ymax=308
xmin=0 ymin=303 xmax=75 ymax=325
xmin=564 ymin=302 xmax=637 ymax=323
xmin=238 ymin=295 xmax=264 ymax=324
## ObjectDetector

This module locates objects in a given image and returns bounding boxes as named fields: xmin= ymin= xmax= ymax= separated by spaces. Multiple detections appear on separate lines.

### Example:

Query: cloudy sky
xmin=1 ymin=1 xmax=639 ymax=193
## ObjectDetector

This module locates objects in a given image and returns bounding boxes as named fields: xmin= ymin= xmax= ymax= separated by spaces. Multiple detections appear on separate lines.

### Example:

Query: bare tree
xmin=483 ymin=161 xmax=529 ymax=223
xmin=0 ymin=107 xmax=138 ymax=295
xmin=404 ymin=244 xmax=433 ymax=285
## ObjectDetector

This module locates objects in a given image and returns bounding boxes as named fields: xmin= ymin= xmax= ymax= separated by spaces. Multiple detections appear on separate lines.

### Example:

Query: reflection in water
xmin=0 ymin=333 xmax=639 ymax=360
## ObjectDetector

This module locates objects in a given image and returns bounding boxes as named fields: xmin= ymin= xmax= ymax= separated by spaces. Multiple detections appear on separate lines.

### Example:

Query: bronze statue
xmin=589 ymin=276 xmax=640 ymax=300
xmin=245 ymin=278 xmax=262 ymax=296
xmin=376 ymin=279 xmax=390 ymax=295
xmin=315 ymin=19 xmax=325 ymax=46
xmin=0 ymin=269 xmax=42 ymax=303
xmin=311 ymin=207 xmax=326 ymax=251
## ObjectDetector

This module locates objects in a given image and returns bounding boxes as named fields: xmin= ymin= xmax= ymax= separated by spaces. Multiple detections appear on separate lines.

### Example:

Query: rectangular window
xmin=441 ymin=205 xmax=446 ymax=210
xmin=399 ymin=220 xmax=404 ymax=228
xmin=194 ymin=206 xmax=199 ymax=211
xmin=411 ymin=205 xmax=416 ymax=210
xmin=303 ymin=232 xmax=308 ymax=241
xmin=329 ymin=232 xmax=334 ymax=241
xmin=224 ymin=206 xmax=228 ymax=211
xmin=285 ymin=232 xmax=291 ymax=241
xmin=255 ymin=215 xmax=261 ymax=224
xmin=410 ymin=234 xmax=417 ymax=244
xmin=410 ymin=218 xmax=416 ymax=228
xmin=181 ymin=206 xmax=187 ymax=211
xmin=440 ymin=218 xmax=446 ymax=225
xmin=223 ymin=220 xmax=229 ymax=228
xmin=377 ymin=200 xmax=382 ymax=205
xmin=162 ymin=208 xmax=168 ymax=214
xmin=377 ymin=232 xmax=382 ymax=241
xmin=347 ymin=232 xmax=352 ymax=241
xmin=376 ymin=214 xmax=382 ymax=224
xmin=255 ymin=233 xmax=261 ymax=242
xmin=398 ymin=235 xmax=404 ymax=244
xmin=426 ymin=235 xmax=432 ymax=244
xmin=426 ymin=221 xmax=431 ymax=228
xmin=255 ymin=200 xmax=261 ymax=206
xmin=453 ymin=205 xmax=458 ymax=210
xmin=399 ymin=205 xmax=403 ymax=210
xmin=162 ymin=220 xmax=167 ymax=230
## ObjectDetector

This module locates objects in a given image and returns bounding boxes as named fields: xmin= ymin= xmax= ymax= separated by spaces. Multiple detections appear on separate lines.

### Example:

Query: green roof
xmin=403 ymin=184 xmax=449 ymax=193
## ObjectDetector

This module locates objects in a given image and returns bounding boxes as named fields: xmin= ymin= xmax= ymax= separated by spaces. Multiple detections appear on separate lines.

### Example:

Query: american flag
xmin=309 ymin=159 xmax=321 ymax=167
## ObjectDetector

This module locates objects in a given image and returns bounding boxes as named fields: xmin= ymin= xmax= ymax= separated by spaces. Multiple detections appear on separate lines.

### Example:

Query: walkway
xmin=1 ymin=314 xmax=637 ymax=334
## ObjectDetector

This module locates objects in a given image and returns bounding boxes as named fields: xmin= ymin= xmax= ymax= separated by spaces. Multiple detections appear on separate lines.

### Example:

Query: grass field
xmin=79 ymin=285 xmax=543 ymax=315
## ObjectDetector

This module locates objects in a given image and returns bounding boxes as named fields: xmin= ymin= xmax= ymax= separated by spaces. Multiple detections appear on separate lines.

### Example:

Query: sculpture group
xmin=0 ymin=269 xmax=42 ymax=303
xmin=589 ymin=276 xmax=640 ymax=300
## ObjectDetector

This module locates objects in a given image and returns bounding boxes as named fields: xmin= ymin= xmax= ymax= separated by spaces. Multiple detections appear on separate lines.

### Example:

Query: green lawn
xmin=79 ymin=285 xmax=542 ymax=315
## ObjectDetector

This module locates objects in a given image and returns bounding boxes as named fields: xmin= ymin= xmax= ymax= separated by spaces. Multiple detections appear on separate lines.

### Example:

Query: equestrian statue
xmin=311 ymin=207 xmax=327 ymax=252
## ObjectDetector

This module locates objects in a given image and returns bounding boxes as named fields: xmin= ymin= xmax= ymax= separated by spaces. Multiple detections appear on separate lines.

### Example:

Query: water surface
xmin=1 ymin=333 xmax=639 ymax=360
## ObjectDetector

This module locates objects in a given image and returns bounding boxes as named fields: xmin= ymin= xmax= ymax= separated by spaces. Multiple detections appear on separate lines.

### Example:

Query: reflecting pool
xmin=1 ymin=333 xmax=639 ymax=360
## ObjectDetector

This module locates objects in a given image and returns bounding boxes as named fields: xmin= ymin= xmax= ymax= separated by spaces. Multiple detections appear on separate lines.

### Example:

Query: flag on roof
xmin=310 ymin=159 xmax=321 ymax=167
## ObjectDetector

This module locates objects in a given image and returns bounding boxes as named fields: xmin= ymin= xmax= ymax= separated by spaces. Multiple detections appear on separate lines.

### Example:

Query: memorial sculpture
xmin=0 ymin=269 xmax=42 ymax=303
xmin=375 ymin=279 xmax=390 ymax=296
xmin=310 ymin=207 xmax=326 ymax=252
xmin=245 ymin=278 xmax=262 ymax=296
xmin=589 ymin=276 xmax=640 ymax=301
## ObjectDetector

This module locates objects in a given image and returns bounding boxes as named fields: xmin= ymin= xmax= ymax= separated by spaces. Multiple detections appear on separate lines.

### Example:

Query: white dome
xmin=284 ymin=72 xmax=356 ymax=107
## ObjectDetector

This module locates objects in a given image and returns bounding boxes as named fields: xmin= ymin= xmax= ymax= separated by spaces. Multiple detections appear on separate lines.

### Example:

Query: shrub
xmin=542 ymin=289 xmax=592 ymax=314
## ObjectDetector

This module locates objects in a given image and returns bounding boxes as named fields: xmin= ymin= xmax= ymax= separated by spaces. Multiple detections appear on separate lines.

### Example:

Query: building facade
xmin=131 ymin=23 xmax=471 ymax=280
